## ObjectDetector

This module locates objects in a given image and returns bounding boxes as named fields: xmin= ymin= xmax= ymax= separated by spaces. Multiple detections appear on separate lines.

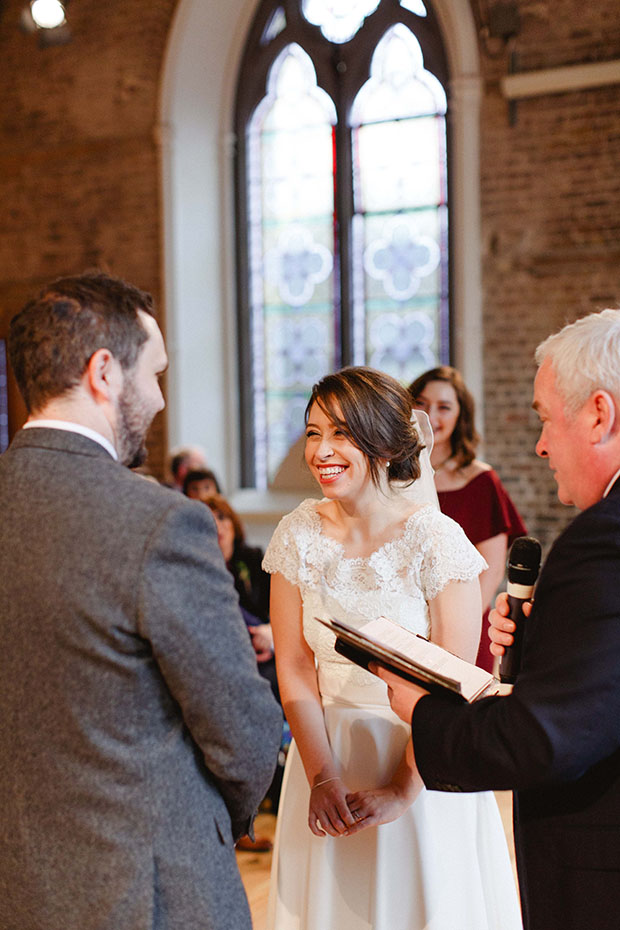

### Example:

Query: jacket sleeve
xmin=137 ymin=498 xmax=283 ymax=836
xmin=413 ymin=502 xmax=620 ymax=792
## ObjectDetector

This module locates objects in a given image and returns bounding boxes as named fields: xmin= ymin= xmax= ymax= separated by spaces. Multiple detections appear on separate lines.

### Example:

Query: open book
xmin=316 ymin=615 xmax=502 ymax=703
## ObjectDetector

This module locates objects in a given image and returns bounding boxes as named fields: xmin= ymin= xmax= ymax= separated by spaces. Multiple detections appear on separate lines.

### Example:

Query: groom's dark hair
xmin=9 ymin=271 xmax=155 ymax=414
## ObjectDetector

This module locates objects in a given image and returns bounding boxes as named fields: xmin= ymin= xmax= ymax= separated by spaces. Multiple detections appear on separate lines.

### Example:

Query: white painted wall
xmin=160 ymin=0 xmax=257 ymax=493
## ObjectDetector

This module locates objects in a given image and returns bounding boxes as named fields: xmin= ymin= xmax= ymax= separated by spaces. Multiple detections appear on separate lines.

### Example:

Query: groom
xmin=0 ymin=272 xmax=282 ymax=930
xmin=375 ymin=308 xmax=620 ymax=930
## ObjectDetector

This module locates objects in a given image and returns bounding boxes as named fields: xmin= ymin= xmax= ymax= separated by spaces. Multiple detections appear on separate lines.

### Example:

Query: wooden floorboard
xmin=237 ymin=812 xmax=277 ymax=930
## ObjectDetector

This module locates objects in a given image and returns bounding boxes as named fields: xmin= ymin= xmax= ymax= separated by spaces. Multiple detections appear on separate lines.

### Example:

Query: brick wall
xmin=0 ymin=0 xmax=619 ymax=546
xmin=0 ymin=0 xmax=178 ymax=476
xmin=476 ymin=0 xmax=620 ymax=554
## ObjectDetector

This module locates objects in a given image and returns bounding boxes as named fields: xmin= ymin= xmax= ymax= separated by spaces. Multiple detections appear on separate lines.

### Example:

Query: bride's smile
xmin=304 ymin=401 xmax=373 ymax=500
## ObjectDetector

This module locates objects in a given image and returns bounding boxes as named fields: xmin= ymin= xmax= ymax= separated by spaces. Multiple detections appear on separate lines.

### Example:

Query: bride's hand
xmin=308 ymin=776 xmax=357 ymax=837
xmin=344 ymin=781 xmax=421 ymax=835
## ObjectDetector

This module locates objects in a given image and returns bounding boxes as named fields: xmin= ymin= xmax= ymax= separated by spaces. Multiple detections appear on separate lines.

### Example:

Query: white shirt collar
xmin=603 ymin=467 xmax=620 ymax=499
xmin=23 ymin=419 xmax=118 ymax=461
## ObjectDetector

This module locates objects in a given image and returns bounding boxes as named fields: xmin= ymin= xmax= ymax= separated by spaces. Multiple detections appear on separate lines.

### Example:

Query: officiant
xmin=375 ymin=308 xmax=620 ymax=930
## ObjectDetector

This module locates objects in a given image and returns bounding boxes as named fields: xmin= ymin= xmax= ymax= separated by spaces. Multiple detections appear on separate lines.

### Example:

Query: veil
xmin=396 ymin=408 xmax=439 ymax=510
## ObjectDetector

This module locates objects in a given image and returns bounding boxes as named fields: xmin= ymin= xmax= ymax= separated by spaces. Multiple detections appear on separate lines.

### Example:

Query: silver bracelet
xmin=311 ymin=776 xmax=340 ymax=790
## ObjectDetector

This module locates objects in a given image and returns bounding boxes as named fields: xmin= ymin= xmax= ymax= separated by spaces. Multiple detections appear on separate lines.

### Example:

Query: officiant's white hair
xmin=535 ymin=308 xmax=620 ymax=416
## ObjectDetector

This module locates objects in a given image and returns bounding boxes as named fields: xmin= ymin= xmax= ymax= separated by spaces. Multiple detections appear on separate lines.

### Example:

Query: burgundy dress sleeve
xmin=438 ymin=469 xmax=526 ymax=547
xmin=438 ymin=469 xmax=527 ymax=673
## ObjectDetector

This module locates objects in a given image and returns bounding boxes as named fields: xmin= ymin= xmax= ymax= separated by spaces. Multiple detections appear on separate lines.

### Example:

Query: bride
xmin=263 ymin=366 xmax=522 ymax=930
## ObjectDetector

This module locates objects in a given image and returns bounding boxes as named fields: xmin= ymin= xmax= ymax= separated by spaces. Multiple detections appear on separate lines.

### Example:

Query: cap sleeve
xmin=262 ymin=500 xmax=317 ymax=587
xmin=418 ymin=510 xmax=488 ymax=603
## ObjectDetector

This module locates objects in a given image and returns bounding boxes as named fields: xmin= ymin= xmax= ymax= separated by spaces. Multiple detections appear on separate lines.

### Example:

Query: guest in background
xmin=204 ymin=494 xmax=274 ymax=676
xmin=166 ymin=444 xmax=208 ymax=491
xmin=204 ymin=493 xmax=286 ymax=826
xmin=409 ymin=365 xmax=526 ymax=672
xmin=184 ymin=467 xmax=221 ymax=499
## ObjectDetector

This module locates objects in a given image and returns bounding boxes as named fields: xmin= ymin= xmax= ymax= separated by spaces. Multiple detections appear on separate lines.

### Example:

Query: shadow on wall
xmin=270 ymin=434 xmax=317 ymax=492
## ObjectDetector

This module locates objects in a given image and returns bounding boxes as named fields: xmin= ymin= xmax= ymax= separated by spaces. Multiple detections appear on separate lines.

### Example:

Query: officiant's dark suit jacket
xmin=0 ymin=428 xmax=282 ymax=930
xmin=413 ymin=477 xmax=620 ymax=930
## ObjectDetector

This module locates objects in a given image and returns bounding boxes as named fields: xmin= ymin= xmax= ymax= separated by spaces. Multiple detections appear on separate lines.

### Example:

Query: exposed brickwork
xmin=0 ymin=0 xmax=618 ymax=534
xmin=0 ymin=0 xmax=177 ymax=478
xmin=478 ymin=1 xmax=620 ymax=552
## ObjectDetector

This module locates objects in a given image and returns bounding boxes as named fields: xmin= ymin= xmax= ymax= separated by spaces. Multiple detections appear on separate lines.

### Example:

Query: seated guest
xmin=203 ymin=494 xmax=275 ymax=681
xmin=204 ymin=494 xmax=286 ymax=840
xmin=166 ymin=445 xmax=208 ymax=491
xmin=184 ymin=468 xmax=221 ymax=499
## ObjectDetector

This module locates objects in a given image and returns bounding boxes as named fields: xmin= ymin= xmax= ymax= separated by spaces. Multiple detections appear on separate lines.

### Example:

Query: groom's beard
xmin=116 ymin=374 xmax=155 ymax=469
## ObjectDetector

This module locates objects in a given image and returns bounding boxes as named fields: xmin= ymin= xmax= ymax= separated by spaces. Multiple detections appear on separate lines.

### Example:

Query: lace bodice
xmin=263 ymin=499 xmax=486 ymax=693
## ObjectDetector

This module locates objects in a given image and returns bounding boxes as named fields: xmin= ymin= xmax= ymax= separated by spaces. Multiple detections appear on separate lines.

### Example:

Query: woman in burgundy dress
xmin=409 ymin=366 xmax=526 ymax=672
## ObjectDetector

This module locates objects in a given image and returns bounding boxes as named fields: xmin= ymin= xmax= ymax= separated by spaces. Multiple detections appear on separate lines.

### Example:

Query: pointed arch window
xmin=235 ymin=0 xmax=450 ymax=487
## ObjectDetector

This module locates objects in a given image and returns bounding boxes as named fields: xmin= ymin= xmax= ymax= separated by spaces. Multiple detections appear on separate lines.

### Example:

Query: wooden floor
xmin=236 ymin=812 xmax=277 ymax=930
xmin=237 ymin=792 xmax=518 ymax=930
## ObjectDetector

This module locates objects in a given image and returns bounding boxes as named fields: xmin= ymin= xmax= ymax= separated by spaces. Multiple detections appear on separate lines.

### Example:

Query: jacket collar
xmin=10 ymin=425 xmax=117 ymax=461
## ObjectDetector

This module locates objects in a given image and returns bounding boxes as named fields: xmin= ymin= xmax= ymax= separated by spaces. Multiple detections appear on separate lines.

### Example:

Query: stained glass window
xmin=247 ymin=44 xmax=337 ymax=484
xmin=235 ymin=0 xmax=450 ymax=487
xmin=400 ymin=0 xmax=427 ymax=16
xmin=351 ymin=24 xmax=447 ymax=382
xmin=302 ymin=0 xmax=381 ymax=43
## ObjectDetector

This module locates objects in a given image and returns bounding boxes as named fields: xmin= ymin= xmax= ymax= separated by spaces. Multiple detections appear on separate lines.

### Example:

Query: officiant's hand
xmin=370 ymin=663 xmax=428 ymax=723
xmin=489 ymin=591 xmax=532 ymax=656
xmin=308 ymin=776 xmax=357 ymax=837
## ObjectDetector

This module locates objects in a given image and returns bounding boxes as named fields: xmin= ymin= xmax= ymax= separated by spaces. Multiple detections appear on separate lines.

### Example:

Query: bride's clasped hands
xmin=309 ymin=753 xmax=422 ymax=839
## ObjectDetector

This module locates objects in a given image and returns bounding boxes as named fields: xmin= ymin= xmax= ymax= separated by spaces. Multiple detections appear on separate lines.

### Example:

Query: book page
xmin=358 ymin=616 xmax=495 ymax=702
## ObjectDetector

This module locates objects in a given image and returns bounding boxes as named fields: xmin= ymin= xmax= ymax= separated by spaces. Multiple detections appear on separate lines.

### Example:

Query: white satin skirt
xmin=266 ymin=677 xmax=522 ymax=930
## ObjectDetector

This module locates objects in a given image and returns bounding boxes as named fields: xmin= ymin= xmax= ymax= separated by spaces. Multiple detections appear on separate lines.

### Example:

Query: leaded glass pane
xmin=356 ymin=117 xmax=444 ymax=212
xmin=248 ymin=44 xmax=337 ymax=486
xmin=350 ymin=23 xmax=446 ymax=125
xmin=400 ymin=0 xmax=427 ymax=16
xmin=351 ymin=24 xmax=448 ymax=383
xmin=302 ymin=0 xmax=380 ymax=44
xmin=261 ymin=6 xmax=286 ymax=44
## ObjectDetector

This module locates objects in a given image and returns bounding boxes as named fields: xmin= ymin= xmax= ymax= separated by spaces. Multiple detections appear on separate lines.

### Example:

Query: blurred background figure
xmin=409 ymin=366 xmax=526 ymax=672
xmin=183 ymin=467 xmax=221 ymax=499
xmin=204 ymin=493 xmax=287 ymax=832
xmin=166 ymin=444 xmax=208 ymax=491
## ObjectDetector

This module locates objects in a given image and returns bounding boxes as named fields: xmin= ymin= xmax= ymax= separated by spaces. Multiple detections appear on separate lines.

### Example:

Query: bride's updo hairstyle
xmin=304 ymin=366 xmax=424 ymax=488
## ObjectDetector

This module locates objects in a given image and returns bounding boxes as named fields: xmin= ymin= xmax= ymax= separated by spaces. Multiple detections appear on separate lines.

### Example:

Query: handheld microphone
xmin=499 ymin=536 xmax=542 ymax=684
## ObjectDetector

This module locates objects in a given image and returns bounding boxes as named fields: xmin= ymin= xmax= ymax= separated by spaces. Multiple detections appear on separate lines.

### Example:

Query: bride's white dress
xmin=263 ymin=498 xmax=522 ymax=930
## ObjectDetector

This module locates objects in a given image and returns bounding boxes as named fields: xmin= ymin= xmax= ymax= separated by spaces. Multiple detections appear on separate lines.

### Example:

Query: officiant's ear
xmin=588 ymin=389 xmax=616 ymax=445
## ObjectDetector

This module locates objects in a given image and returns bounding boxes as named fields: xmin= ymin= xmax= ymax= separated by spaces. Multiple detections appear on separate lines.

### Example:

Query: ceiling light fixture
xmin=30 ymin=0 xmax=66 ymax=29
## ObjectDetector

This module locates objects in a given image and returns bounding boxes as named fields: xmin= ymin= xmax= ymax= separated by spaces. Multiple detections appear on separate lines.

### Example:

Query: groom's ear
xmin=84 ymin=348 xmax=123 ymax=406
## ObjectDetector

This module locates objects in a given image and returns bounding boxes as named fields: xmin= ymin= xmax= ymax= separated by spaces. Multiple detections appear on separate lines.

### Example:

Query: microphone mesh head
xmin=508 ymin=536 xmax=541 ymax=585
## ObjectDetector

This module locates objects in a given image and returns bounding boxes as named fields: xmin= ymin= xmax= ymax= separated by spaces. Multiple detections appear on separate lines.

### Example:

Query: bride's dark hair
xmin=304 ymin=366 xmax=423 ymax=487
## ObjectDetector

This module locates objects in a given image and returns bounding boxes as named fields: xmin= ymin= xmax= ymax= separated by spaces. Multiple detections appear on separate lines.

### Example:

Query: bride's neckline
xmin=308 ymin=498 xmax=432 ymax=563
